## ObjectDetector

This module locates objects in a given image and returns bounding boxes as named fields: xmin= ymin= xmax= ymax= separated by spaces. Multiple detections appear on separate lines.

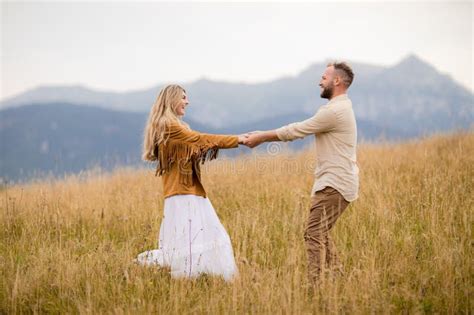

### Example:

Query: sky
xmin=1 ymin=1 xmax=472 ymax=100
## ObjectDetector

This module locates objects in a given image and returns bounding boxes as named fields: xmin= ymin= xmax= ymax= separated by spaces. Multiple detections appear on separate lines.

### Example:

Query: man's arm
xmin=243 ymin=107 xmax=337 ymax=148
xmin=277 ymin=108 xmax=336 ymax=141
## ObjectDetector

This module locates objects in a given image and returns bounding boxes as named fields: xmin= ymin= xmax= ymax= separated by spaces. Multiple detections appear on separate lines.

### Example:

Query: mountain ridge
xmin=0 ymin=102 xmax=401 ymax=182
xmin=1 ymin=54 xmax=473 ymax=182
xmin=1 ymin=54 xmax=471 ymax=130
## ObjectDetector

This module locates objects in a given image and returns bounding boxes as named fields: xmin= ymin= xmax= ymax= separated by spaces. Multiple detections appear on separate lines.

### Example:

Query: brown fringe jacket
xmin=154 ymin=121 xmax=238 ymax=198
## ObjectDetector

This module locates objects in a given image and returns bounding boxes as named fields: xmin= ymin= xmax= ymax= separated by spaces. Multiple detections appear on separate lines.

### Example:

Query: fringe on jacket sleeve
xmin=153 ymin=122 xmax=237 ymax=186
xmin=154 ymin=140 xmax=219 ymax=175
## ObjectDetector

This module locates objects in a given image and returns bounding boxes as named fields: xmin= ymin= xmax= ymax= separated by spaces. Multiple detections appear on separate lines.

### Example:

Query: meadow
xmin=1 ymin=133 xmax=472 ymax=314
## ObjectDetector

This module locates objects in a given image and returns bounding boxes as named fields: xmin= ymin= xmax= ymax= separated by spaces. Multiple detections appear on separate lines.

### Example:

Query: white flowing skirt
xmin=136 ymin=194 xmax=238 ymax=281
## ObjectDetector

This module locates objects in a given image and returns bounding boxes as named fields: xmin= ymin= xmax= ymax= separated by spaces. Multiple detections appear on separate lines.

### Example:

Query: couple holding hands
xmin=136 ymin=62 xmax=359 ymax=284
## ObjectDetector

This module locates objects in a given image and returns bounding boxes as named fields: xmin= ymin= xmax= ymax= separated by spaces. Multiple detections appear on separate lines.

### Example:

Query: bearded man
xmin=244 ymin=62 xmax=359 ymax=283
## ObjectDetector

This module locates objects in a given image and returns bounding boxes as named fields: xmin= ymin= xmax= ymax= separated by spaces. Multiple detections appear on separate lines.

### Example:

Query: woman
xmin=136 ymin=84 xmax=246 ymax=281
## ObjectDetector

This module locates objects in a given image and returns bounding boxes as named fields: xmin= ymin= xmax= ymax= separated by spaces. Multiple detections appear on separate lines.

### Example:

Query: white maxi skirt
xmin=136 ymin=194 xmax=238 ymax=281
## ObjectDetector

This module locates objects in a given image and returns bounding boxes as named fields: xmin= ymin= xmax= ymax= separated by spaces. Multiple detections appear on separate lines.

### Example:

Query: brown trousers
xmin=304 ymin=186 xmax=349 ymax=282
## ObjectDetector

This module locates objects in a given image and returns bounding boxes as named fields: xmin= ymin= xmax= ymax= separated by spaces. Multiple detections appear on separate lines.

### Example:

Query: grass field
xmin=1 ymin=132 xmax=472 ymax=314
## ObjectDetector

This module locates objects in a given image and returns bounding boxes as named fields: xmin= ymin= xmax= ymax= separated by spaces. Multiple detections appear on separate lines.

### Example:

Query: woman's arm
xmin=168 ymin=122 xmax=241 ymax=149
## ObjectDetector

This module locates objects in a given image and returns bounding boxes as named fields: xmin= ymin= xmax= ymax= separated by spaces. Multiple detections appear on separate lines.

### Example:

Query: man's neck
xmin=329 ymin=90 xmax=347 ymax=101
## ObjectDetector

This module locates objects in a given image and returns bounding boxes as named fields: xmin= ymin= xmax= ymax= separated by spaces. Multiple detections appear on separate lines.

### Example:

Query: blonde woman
xmin=136 ymin=84 xmax=246 ymax=281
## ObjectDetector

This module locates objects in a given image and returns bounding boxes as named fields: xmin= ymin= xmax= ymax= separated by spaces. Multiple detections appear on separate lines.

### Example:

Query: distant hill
xmin=0 ymin=103 xmax=392 ymax=182
xmin=1 ymin=54 xmax=473 ymax=182
xmin=0 ymin=104 xmax=145 ymax=182
xmin=2 ymin=54 xmax=472 ymax=135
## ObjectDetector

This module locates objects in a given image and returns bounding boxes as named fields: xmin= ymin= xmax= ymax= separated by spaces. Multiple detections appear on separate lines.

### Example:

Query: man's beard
xmin=320 ymin=84 xmax=334 ymax=99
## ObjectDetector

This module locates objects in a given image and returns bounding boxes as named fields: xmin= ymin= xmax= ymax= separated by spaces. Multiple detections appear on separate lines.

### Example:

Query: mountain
xmin=3 ymin=54 xmax=472 ymax=134
xmin=0 ymin=103 xmax=391 ymax=182
xmin=0 ymin=103 xmax=145 ymax=182
xmin=1 ymin=54 xmax=473 ymax=182
xmin=350 ymin=54 xmax=473 ymax=135
xmin=0 ymin=85 xmax=157 ymax=113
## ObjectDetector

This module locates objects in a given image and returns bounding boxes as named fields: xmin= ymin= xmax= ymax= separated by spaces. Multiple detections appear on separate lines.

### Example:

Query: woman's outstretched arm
xmin=167 ymin=121 xmax=247 ymax=149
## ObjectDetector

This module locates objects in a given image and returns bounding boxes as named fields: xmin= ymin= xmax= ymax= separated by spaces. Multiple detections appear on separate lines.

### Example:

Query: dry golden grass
xmin=1 ymin=133 xmax=472 ymax=314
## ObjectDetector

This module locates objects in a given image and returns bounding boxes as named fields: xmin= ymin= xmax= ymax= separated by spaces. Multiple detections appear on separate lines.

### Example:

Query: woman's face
xmin=175 ymin=90 xmax=189 ymax=116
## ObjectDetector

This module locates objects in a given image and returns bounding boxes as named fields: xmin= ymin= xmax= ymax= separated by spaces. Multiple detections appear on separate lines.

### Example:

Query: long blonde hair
xmin=142 ymin=84 xmax=186 ymax=161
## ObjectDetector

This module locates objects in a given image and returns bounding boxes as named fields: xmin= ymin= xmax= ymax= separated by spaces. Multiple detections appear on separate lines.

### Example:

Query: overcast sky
xmin=1 ymin=1 xmax=472 ymax=100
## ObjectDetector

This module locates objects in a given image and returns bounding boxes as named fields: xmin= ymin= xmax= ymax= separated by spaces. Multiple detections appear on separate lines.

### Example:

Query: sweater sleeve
xmin=275 ymin=107 xmax=337 ymax=141
xmin=168 ymin=123 xmax=239 ymax=149
xmin=154 ymin=121 xmax=238 ymax=177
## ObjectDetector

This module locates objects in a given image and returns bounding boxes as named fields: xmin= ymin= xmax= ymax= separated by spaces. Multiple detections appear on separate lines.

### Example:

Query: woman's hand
xmin=238 ymin=133 xmax=250 ymax=144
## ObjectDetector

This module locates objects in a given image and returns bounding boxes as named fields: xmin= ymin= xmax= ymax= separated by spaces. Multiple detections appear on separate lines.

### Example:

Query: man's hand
xmin=244 ymin=131 xmax=266 ymax=148
xmin=239 ymin=130 xmax=280 ymax=148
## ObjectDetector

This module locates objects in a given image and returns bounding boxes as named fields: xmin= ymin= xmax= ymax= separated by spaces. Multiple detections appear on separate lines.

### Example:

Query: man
xmin=244 ymin=62 xmax=359 ymax=283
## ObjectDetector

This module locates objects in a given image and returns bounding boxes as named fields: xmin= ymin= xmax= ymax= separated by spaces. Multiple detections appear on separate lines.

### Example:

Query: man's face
xmin=319 ymin=66 xmax=335 ymax=99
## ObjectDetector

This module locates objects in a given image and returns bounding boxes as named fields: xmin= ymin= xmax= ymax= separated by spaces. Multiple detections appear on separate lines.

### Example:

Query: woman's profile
xmin=136 ymin=84 xmax=246 ymax=281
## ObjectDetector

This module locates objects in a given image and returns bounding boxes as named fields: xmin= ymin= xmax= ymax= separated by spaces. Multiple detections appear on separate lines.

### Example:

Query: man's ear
xmin=333 ymin=75 xmax=341 ymax=86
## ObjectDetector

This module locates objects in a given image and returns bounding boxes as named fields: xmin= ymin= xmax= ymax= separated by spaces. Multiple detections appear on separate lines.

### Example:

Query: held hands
xmin=238 ymin=131 xmax=265 ymax=148
xmin=237 ymin=133 xmax=250 ymax=144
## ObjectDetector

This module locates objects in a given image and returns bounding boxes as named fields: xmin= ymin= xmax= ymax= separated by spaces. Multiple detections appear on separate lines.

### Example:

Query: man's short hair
xmin=327 ymin=61 xmax=354 ymax=87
